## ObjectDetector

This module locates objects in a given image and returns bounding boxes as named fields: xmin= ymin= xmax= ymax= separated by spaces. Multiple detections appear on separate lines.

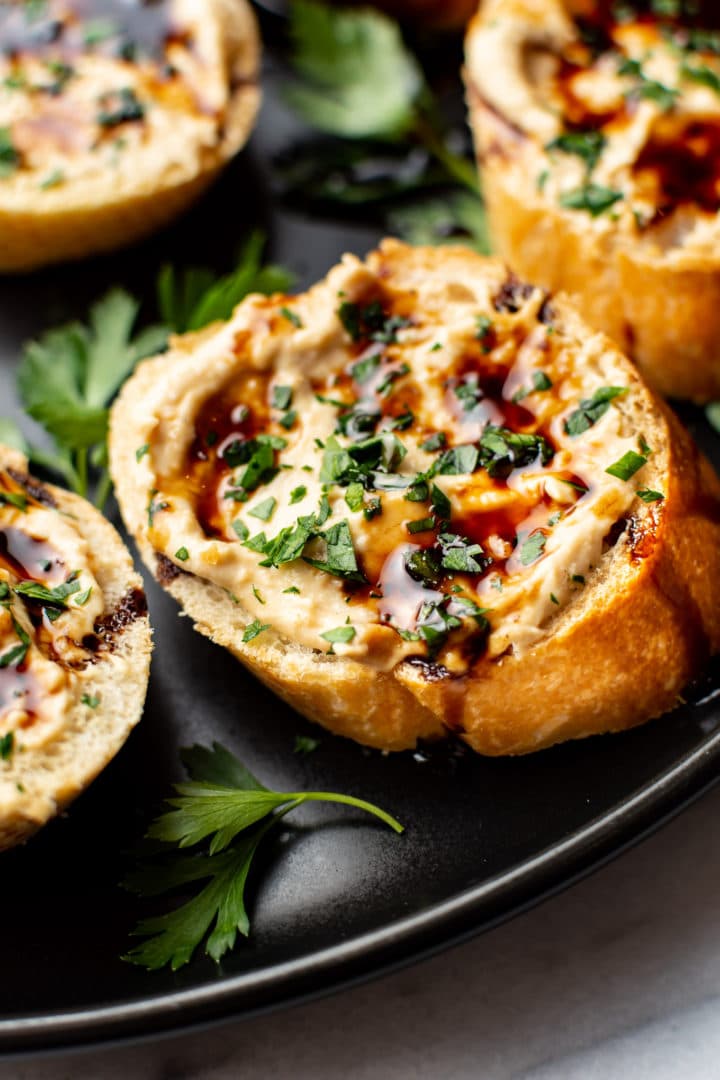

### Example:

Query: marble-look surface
xmin=4 ymin=782 xmax=720 ymax=1079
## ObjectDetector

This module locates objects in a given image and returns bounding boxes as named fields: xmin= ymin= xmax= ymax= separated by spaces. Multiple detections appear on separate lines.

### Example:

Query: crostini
xmin=0 ymin=0 xmax=260 ymax=272
xmin=0 ymin=445 xmax=151 ymax=849
xmin=465 ymin=0 xmax=720 ymax=401
xmin=110 ymin=239 xmax=720 ymax=755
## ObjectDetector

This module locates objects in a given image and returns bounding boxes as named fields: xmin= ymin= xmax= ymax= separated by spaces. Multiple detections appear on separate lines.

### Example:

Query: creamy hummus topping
xmin=0 ymin=0 xmax=239 ymax=198
xmin=470 ymin=0 xmax=720 ymax=245
xmin=0 ymin=467 xmax=105 ymax=750
xmin=135 ymin=251 xmax=654 ymax=674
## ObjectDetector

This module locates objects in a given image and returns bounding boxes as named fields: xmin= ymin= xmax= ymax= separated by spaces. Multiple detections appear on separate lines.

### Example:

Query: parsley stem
xmin=94 ymin=469 xmax=113 ymax=512
xmin=293 ymin=792 xmax=404 ymax=833
xmin=76 ymin=448 xmax=88 ymax=498
xmin=414 ymin=117 xmax=480 ymax=196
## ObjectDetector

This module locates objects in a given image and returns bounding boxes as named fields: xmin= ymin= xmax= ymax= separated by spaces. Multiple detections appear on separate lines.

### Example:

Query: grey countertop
xmin=5 ymin=783 xmax=720 ymax=1080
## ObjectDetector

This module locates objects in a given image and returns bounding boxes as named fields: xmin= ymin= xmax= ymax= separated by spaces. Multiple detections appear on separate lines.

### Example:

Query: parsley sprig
xmin=282 ymin=1 xmax=486 ymax=249
xmin=2 ymin=234 xmax=292 ymax=509
xmin=124 ymin=742 xmax=403 ymax=971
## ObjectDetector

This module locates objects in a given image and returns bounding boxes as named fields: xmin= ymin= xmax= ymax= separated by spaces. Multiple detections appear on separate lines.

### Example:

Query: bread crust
xmin=465 ymin=0 xmax=720 ymax=401
xmin=0 ymin=0 xmax=261 ymax=272
xmin=110 ymin=240 xmax=720 ymax=755
xmin=0 ymin=446 xmax=152 ymax=849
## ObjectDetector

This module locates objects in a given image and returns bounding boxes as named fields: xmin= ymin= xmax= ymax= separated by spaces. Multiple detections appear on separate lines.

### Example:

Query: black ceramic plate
xmin=1 ymin=24 xmax=720 ymax=1057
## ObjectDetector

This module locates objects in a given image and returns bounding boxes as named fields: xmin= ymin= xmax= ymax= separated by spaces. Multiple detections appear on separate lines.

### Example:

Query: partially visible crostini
xmin=465 ymin=0 xmax=720 ymax=401
xmin=111 ymin=239 xmax=720 ymax=756
xmin=0 ymin=0 xmax=260 ymax=272
xmin=0 ymin=445 xmax=151 ymax=849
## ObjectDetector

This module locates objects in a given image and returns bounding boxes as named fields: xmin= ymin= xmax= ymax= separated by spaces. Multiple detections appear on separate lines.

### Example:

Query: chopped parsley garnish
xmin=320 ymin=624 xmax=357 ymax=645
xmin=294 ymin=734 xmax=321 ymax=754
xmin=0 ymin=732 xmax=14 ymax=760
xmin=81 ymin=694 xmax=101 ymax=709
xmin=475 ymin=315 xmax=494 ymax=351
xmin=546 ymin=130 xmax=606 ymax=174
xmin=248 ymin=497 xmax=277 ymax=522
xmin=437 ymin=532 xmax=491 ymax=573
xmin=430 ymin=483 xmax=451 ymax=521
xmin=350 ymin=352 xmax=382 ymax=384
xmin=252 ymin=586 xmax=265 ymax=605
xmin=681 ymin=60 xmax=720 ymax=95
xmin=74 ymin=587 xmax=93 ymax=606
xmin=420 ymin=432 xmax=446 ymax=452
xmin=136 ymin=444 xmax=150 ymax=462
xmin=637 ymin=488 xmax=664 ymax=503
xmin=407 ymin=516 xmax=435 ymax=534
xmin=437 ymin=444 xmax=479 ymax=476
xmin=304 ymin=520 xmax=365 ymax=582
xmin=0 ymin=491 xmax=27 ymax=511
xmin=618 ymin=57 xmax=680 ymax=112
xmin=283 ymin=586 xmax=301 ymax=594
xmin=0 ymin=127 xmax=19 ymax=178
xmin=289 ymin=486 xmax=307 ymax=504
xmin=564 ymin=386 xmax=627 ymax=436
xmin=271 ymin=386 xmax=293 ymax=411
xmin=0 ymin=619 xmax=30 ymax=670
xmin=242 ymin=619 xmax=270 ymax=643
xmin=476 ymin=427 xmax=553 ymax=478
xmin=338 ymin=300 xmax=410 ymax=344
xmin=512 ymin=371 xmax=553 ymax=402
xmin=14 ymin=576 xmax=81 ymax=612
xmin=279 ymin=307 xmax=303 ymax=328
xmin=232 ymin=519 xmax=250 ymax=541
xmin=345 ymin=482 xmax=365 ymax=511
xmin=559 ymin=184 xmax=623 ymax=217
xmin=280 ymin=409 xmax=298 ymax=430
xmin=518 ymin=531 xmax=547 ymax=566
xmin=97 ymin=87 xmax=146 ymax=127
xmin=175 ymin=547 xmax=190 ymax=562
xmin=606 ymin=450 xmax=647 ymax=481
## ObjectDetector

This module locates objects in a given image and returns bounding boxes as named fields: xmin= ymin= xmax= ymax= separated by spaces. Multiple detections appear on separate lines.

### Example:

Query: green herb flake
xmin=289 ymin=486 xmax=307 ymax=505
xmin=279 ymin=307 xmax=303 ymax=328
xmin=82 ymin=693 xmax=101 ymax=709
xmin=606 ymin=451 xmax=647 ymax=481
xmin=407 ymin=516 xmax=435 ymax=535
xmin=175 ymin=547 xmax=190 ymax=562
xmin=0 ymin=732 xmax=14 ymax=760
xmin=559 ymin=184 xmax=623 ymax=217
xmin=637 ymin=488 xmax=665 ymax=503
xmin=420 ymin=432 xmax=446 ymax=452
xmin=271 ymin=385 xmax=293 ymax=411
xmin=242 ymin=619 xmax=270 ymax=644
xmin=74 ymin=586 xmax=93 ymax=606
xmin=320 ymin=624 xmax=357 ymax=645
xmin=518 ymin=531 xmax=547 ymax=566
xmin=283 ymin=585 xmax=301 ymax=595
xmin=0 ymin=127 xmax=19 ymax=178
xmin=294 ymin=734 xmax=321 ymax=755
xmin=564 ymin=386 xmax=627 ymax=436
xmin=136 ymin=444 xmax=150 ymax=462
xmin=248 ymin=497 xmax=277 ymax=522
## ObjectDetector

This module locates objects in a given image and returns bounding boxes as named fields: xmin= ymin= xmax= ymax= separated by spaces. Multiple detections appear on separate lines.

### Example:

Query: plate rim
xmin=3 ymin=722 xmax=719 ymax=1057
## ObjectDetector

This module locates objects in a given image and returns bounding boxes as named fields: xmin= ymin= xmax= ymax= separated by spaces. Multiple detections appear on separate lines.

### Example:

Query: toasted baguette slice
xmin=465 ymin=0 xmax=720 ymax=401
xmin=0 ymin=446 xmax=151 ymax=848
xmin=111 ymin=239 xmax=720 ymax=755
xmin=0 ymin=0 xmax=260 ymax=272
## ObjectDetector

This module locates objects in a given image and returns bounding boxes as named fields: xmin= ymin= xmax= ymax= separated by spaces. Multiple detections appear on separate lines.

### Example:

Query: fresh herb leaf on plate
xmin=284 ymin=0 xmax=479 ymax=195
xmin=286 ymin=0 xmax=424 ymax=140
xmin=123 ymin=742 xmax=403 ymax=971
xmin=15 ymin=289 xmax=166 ymax=507
xmin=157 ymin=231 xmax=294 ymax=334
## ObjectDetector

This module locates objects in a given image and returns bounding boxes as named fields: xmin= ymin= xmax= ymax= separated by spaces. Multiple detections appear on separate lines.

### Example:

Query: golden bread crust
xmin=110 ymin=240 xmax=720 ymax=754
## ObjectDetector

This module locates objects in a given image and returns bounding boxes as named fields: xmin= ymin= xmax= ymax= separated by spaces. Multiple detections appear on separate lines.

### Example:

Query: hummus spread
xmin=130 ymin=250 xmax=651 ymax=673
